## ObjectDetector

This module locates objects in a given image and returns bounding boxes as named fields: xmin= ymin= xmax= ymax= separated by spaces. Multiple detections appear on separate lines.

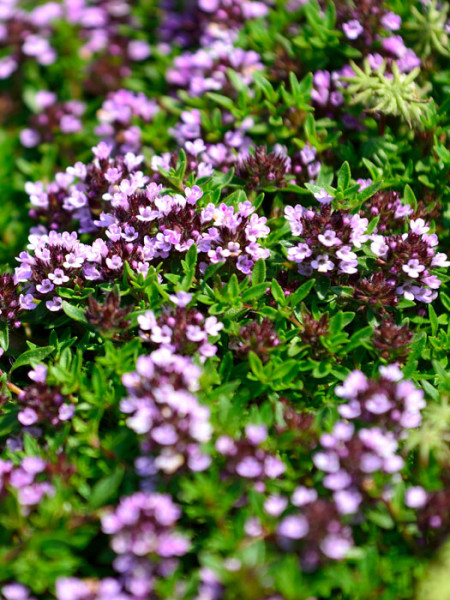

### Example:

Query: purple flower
xmin=402 ymin=259 xmax=425 ymax=278
xmin=381 ymin=12 xmax=401 ymax=31
xmin=318 ymin=230 xmax=341 ymax=247
xmin=320 ymin=535 xmax=352 ymax=560
xmin=311 ymin=254 xmax=334 ymax=272
xmin=334 ymin=489 xmax=362 ymax=515
xmin=405 ymin=486 xmax=427 ymax=509
xmin=342 ymin=20 xmax=364 ymax=40
xmin=245 ymin=424 xmax=268 ymax=445
xmin=264 ymin=495 xmax=288 ymax=517
xmin=18 ymin=408 xmax=39 ymax=426
xmin=46 ymin=297 xmax=63 ymax=312
xmin=277 ymin=515 xmax=309 ymax=539
xmin=48 ymin=269 xmax=69 ymax=286
xmin=106 ymin=256 xmax=123 ymax=270
xmin=314 ymin=188 xmax=333 ymax=204
xmin=19 ymin=294 xmax=36 ymax=311
xmin=1 ymin=583 xmax=31 ymax=600
xmin=28 ymin=365 xmax=47 ymax=384
xmin=236 ymin=456 xmax=263 ymax=478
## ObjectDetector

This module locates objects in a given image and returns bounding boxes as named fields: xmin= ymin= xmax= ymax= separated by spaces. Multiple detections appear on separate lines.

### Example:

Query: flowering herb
xmin=0 ymin=1 xmax=449 ymax=599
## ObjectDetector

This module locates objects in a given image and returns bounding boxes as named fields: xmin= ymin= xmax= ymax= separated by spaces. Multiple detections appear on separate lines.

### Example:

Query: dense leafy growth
xmin=0 ymin=1 xmax=449 ymax=599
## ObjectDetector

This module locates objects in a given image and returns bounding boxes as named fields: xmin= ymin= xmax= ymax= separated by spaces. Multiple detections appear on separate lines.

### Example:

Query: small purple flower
xmin=19 ymin=294 xmax=36 ymax=311
xmin=264 ymin=495 xmax=288 ymax=517
xmin=169 ymin=291 xmax=192 ymax=307
xmin=106 ymin=256 xmax=123 ymax=270
xmin=405 ymin=486 xmax=427 ymax=509
xmin=381 ymin=12 xmax=402 ymax=31
xmin=318 ymin=230 xmax=341 ymax=247
xmin=48 ymin=269 xmax=69 ymax=286
xmin=245 ymin=424 xmax=268 ymax=445
xmin=18 ymin=408 xmax=39 ymax=426
xmin=46 ymin=297 xmax=63 ymax=312
xmin=402 ymin=259 xmax=425 ymax=278
xmin=236 ymin=456 xmax=263 ymax=479
xmin=311 ymin=254 xmax=334 ymax=272
xmin=2 ymin=583 xmax=31 ymax=600
xmin=320 ymin=535 xmax=352 ymax=560
xmin=277 ymin=515 xmax=309 ymax=539
xmin=342 ymin=20 xmax=364 ymax=40
xmin=28 ymin=365 xmax=47 ymax=384
xmin=314 ymin=188 xmax=333 ymax=204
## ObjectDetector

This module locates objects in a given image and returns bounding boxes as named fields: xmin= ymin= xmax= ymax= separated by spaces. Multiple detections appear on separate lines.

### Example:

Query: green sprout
xmin=405 ymin=396 xmax=450 ymax=466
xmin=405 ymin=1 xmax=450 ymax=58
xmin=342 ymin=59 xmax=430 ymax=127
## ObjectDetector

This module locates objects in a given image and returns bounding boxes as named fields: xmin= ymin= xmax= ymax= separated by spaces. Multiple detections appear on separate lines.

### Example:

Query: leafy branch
xmin=342 ymin=59 xmax=430 ymax=127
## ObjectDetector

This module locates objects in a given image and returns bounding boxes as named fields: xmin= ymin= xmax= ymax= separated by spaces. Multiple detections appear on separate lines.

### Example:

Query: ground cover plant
xmin=0 ymin=0 xmax=449 ymax=598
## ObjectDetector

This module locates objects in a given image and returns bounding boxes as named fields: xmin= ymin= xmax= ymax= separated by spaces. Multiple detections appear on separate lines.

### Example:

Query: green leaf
xmin=329 ymin=312 xmax=343 ymax=335
xmin=289 ymin=280 xmax=315 ymax=307
xmin=403 ymin=184 xmax=417 ymax=210
xmin=89 ymin=467 xmax=125 ymax=509
xmin=337 ymin=161 xmax=351 ymax=190
xmin=207 ymin=92 xmax=236 ymax=112
xmin=242 ymin=283 xmax=269 ymax=303
xmin=429 ymin=304 xmax=438 ymax=336
xmin=272 ymin=360 xmax=299 ymax=380
xmin=183 ymin=244 xmax=197 ymax=270
xmin=0 ymin=323 xmax=9 ymax=353
xmin=345 ymin=326 xmax=373 ymax=352
xmin=248 ymin=351 xmax=265 ymax=380
xmin=440 ymin=292 xmax=450 ymax=312
xmin=252 ymin=259 xmax=266 ymax=286
xmin=253 ymin=72 xmax=279 ymax=102
xmin=271 ymin=280 xmax=286 ymax=306
xmin=356 ymin=181 xmax=382 ymax=203
xmin=11 ymin=346 xmax=54 ymax=372
xmin=312 ymin=361 xmax=333 ymax=378
xmin=62 ymin=301 xmax=88 ymax=324
xmin=226 ymin=274 xmax=240 ymax=301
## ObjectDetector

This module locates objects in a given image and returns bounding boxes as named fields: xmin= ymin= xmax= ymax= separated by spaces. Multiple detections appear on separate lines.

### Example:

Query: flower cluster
xmin=229 ymin=318 xmax=279 ymax=363
xmin=20 ymin=92 xmax=85 ymax=148
xmin=215 ymin=424 xmax=285 ymax=486
xmin=164 ymin=108 xmax=254 ymax=177
xmin=25 ymin=146 xmax=270 ymax=285
xmin=372 ymin=317 xmax=413 ymax=364
xmin=336 ymin=365 xmax=426 ymax=430
xmin=95 ymin=90 xmax=158 ymax=155
xmin=138 ymin=292 xmax=223 ymax=360
xmin=100 ymin=492 xmax=190 ymax=598
xmin=65 ymin=0 xmax=151 ymax=94
xmin=236 ymin=146 xmax=288 ymax=191
xmin=0 ymin=274 xmax=31 ymax=328
xmin=56 ymin=577 xmax=134 ymax=600
xmin=121 ymin=348 xmax=212 ymax=474
xmin=370 ymin=218 xmax=448 ymax=304
xmin=86 ymin=290 xmax=132 ymax=336
xmin=310 ymin=366 xmax=426 ymax=517
xmin=285 ymin=195 xmax=448 ymax=305
xmin=0 ymin=1 xmax=58 ymax=80
xmin=198 ymin=0 xmax=270 ymax=45
xmin=327 ymin=0 xmax=420 ymax=73
xmin=17 ymin=365 xmax=74 ymax=428
xmin=0 ymin=456 xmax=54 ymax=512
xmin=276 ymin=496 xmax=353 ymax=566
xmin=285 ymin=201 xmax=368 ymax=277
xmin=14 ymin=230 xmax=91 ymax=313
xmin=167 ymin=42 xmax=263 ymax=96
